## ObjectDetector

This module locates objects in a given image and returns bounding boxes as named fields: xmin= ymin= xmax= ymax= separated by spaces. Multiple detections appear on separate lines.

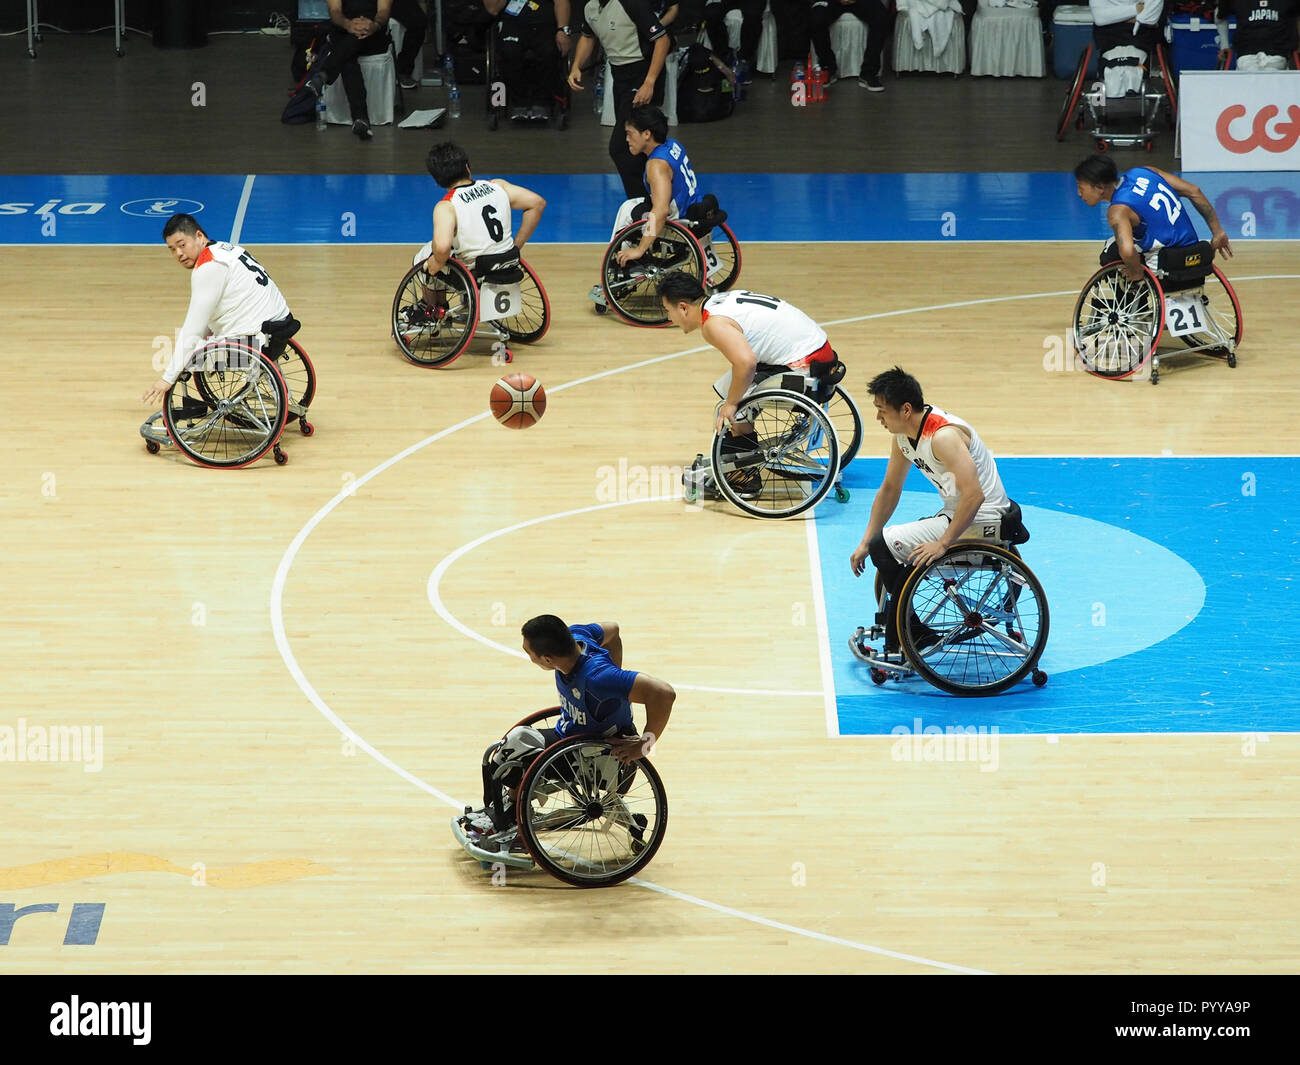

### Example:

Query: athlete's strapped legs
xmin=873 ymin=516 xmax=951 ymax=651
xmin=611 ymin=197 xmax=676 ymax=240
xmin=476 ymin=725 xmax=552 ymax=833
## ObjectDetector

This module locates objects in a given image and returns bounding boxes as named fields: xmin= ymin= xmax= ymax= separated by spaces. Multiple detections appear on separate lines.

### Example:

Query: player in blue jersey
xmin=1073 ymin=154 xmax=1233 ymax=282
xmin=458 ymin=615 xmax=676 ymax=842
xmin=590 ymin=105 xmax=703 ymax=307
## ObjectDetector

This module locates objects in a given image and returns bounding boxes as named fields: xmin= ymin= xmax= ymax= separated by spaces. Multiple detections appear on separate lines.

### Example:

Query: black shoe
xmin=858 ymin=75 xmax=885 ymax=93
xmin=719 ymin=431 xmax=757 ymax=455
xmin=352 ymin=118 xmax=373 ymax=140
xmin=398 ymin=72 xmax=418 ymax=90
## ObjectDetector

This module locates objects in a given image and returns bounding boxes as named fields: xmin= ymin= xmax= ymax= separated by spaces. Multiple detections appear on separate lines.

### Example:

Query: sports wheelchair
xmin=485 ymin=18 xmax=571 ymax=130
xmin=683 ymin=359 xmax=863 ymax=519
xmin=1073 ymin=240 xmax=1242 ymax=385
xmin=848 ymin=502 xmax=1050 ymax=696
xmin=451 ymin=707 xmax=669 ymax=888
xmin=1055 ymin=39 xmax=1178 ymax=151
xmin=140 ymin=320 xmax=317 ymax=468
xmin=598 ymin=195 xmax=742 ymax=327
xmin=392 ymin=247 xmax=550 ymax=368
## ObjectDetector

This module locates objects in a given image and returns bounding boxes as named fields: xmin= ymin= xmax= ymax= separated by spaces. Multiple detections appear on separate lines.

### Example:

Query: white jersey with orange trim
xmin=164 ymin=241 xmax=290 ymax=385
xmin=444 ymin=180 xmax=514 ymax=266
xmin=895 ymin=406 xmax=1010 ymax=520
xmin=702 ymin=289 xmax=828 ymax=366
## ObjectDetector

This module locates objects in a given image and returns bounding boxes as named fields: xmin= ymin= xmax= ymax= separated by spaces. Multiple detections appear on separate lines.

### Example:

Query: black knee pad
xmin=869 ymin=531 xmax=911 ymax=599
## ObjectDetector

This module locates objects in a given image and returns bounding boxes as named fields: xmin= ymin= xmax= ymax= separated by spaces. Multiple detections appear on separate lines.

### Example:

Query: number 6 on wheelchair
xmin=451 ymin=707 xmax=669 ymax=887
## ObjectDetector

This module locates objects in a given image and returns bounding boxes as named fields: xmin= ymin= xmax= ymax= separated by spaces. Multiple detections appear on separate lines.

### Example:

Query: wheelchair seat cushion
xmin=261 ymin=314 xmax=301 ymax=340
xmin=684 ymin=194 xmax=728 ymax=233
xmin=473 ymin=247 xmax=524 ymax=286
xmin=1157 ymin=241 xmax=1214 ymax=292
xmin=1000 ymin=500 xmax=1030 ymax=546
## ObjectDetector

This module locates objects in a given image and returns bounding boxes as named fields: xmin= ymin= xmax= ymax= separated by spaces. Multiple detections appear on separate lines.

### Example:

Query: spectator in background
xmin=1089 ymin=0 xmax=1165 ymax=70
xmin=809 ymin=0 xmax=892 ymax=91
xmin=305 ymin=0 xmax=394 ymax=140
xmin=487 ymin=0 xmax=573 ymax=120
xmin=568 ymin=0 xmax=678 ymax=198
xmin=391 ymin=0 xmax=430 ymax=89
xmin=1216 ymin=0 xmax=1298 ymax=69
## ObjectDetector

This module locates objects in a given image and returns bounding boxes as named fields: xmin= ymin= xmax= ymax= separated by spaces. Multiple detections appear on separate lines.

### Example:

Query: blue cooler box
xmin=1054 ymin=6 xmax=1098 ymax=79
xmin=1169 ymin=16 xmax=1231 ymax=72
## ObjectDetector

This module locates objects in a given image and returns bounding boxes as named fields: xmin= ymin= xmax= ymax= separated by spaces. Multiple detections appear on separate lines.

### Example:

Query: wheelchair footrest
xmin=450 ymin=815 xmax=535 ymax=871
xmin=847 ymin=627 xmax=913 ymax=675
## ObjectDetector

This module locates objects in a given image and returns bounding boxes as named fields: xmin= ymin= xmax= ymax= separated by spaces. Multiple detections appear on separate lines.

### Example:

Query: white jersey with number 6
xmin=702 ymin=289 xmax=828 ymax=366
xmin=444 ymin=180 xmax=514 ymax=267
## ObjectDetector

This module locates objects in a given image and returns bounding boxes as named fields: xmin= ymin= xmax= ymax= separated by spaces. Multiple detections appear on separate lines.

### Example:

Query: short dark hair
xmin=657 ymin=271 xmax=707 ymax=304
xmin=162 ymin=213 xmax=205 ymax=240
xmin=626 ymin=105 xmax=668 ymax=144
xmin=1073 ymin=154 xmax=1118 ymax=187
xmin=426 ymin=142 xmax=471 ymax=188
xmin=521 ymin=615 xmax=577 ymax=659
xmin=867 ymin=367 xmax=924 ymax=412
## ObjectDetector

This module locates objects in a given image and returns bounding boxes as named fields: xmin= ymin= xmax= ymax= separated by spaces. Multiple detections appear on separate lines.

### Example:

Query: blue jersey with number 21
xmin=553 ymin=624 xmax=639 ymax=739
xmin=1111 ymin=167 xmax=1199 ymax=251
xmin=644 ymin=139 xmax=702 ymax=217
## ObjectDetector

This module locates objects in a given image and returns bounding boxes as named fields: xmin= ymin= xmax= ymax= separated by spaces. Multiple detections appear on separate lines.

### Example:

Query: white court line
xmin=272 ymin=281 xmax=1299 ymax=971
xmin=805 ymin=517 xmax=839 ymax=738
xmin=229 ymin=174 xmax=256 ymax=246
xmin=427 ymin=496 xmax=824 ymax=698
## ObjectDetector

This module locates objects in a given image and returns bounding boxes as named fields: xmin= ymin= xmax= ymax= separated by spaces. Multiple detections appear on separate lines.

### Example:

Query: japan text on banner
xmin=1180 ymin=71 xmax=1300 ymax=172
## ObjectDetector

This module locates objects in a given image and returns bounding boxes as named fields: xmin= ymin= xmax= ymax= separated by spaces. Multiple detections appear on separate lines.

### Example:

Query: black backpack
xmin=677 ymin=45 xmax=733 ymax=124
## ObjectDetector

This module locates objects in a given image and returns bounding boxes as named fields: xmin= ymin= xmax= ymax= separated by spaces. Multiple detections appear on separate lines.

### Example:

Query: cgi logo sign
xmin=1216 ymin=104 xmax=1300 ymax=154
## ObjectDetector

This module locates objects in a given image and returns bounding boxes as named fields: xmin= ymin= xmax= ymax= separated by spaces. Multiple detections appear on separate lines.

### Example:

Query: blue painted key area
xmin=819 ymin=457 xmax=1300 ymax=735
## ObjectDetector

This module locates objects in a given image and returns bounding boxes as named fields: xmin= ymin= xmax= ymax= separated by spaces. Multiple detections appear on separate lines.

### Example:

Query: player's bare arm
xmin=495 ymin=179 xmax=546 ymax=248
xmin=597 ymin=622 xmax=623 ymax=668
xmin=704 ymin=315 xmax=758 ymax=433
xmin=617 ymin=159 xmax=672 ymax=264
xmin=907 ymin=427 xmax=983 ymax=567
xmin=1152 ymin=166 xmax=1233 ymax=258
xmin=609 ymin=673 xmax=676 ymax=764
xmin=1107 ymin=204 xmax=1145 ymax=280
xmin=851 ymin=440 xmax=909 ymax=576
xmin=429 ymin=201 xmax=457 ymax=271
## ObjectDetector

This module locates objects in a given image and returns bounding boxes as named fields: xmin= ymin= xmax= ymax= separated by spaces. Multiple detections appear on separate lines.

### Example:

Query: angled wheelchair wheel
xmin=1056 ymin=44 xmax=1092 ymax=141
xmin=821 ymin=384 xmax=863 ymax=468
xmin=1174 ymin=266 xmax=1242 ymax=358
xmin=274 ymin=338 xmax=317 ymax=430
xmin=702 ymin=222 xmax=742 ymax=292
xmin=392 ymin=259 xmax=479 ymax=368
xmin=517 ymin=735 xmax=668 ymax=887
xmin=897 ymin=543 xmax=1049 ymax=696
xmin=166 ymin=345 xmax=289 ymax=469
xmin=498 ymin=259 xmax=551 ymax=344
xmin=711 ymin=390 xmax=840 ymax=519
xmin=602 ymin=219 xmax=706 ymax=327
xmin=513 ymin=706 xmax=562 ymax=731
xmin=1073 ymin=262 xmax=1164 ymax=379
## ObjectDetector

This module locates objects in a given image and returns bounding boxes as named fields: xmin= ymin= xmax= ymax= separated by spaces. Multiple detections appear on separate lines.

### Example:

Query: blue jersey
xmin=1111 ymin=167 xmax=1199 ymax=251
xmin=644 ymin=138 xmax=702 ymax=216
xmin=553 ymin=624 xmax=639 ymax=738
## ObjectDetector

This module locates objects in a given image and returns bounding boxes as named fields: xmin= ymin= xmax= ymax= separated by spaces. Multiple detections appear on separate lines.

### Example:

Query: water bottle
xmin=449 ymin=83 xmax=461 ymax=119
xmin=442 ymin=53 xmax=455 ymax=83
xmin=733 ymin=59 xmax=747 ymax=103
xmin=593 ymin=65 xmax=605 ymax=115
xmin=792 ymin=61 xmax=805 ymax=86
xmin=315 ymin=91 xmax=327 ymax=131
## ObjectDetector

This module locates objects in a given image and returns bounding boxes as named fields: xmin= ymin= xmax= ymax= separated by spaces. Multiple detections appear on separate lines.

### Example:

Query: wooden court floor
xmin=2 ymin=242 xmax=1297 ymax=974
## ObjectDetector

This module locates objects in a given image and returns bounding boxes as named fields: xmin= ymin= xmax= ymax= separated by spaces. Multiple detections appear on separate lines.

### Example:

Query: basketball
xmin=489 ymin=373 xmax=547 ymax=429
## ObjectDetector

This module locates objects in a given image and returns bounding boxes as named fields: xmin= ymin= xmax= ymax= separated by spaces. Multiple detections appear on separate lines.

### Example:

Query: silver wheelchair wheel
xmin=1073 ymin=262 xmax=1163 ymax=380
xmin=897 ymin=543 xmax=1049 ymax=696
xmin=602 ymin=219 xmax=706 ymax=327
xmin=162 ymin=343 xmax=290 ymax=468
xmin=517 ymin=735 xmax=668 ymax=888
xmin=392 ymin=258 xmax=479 ymax=367
xmin=711 ymin=390 xmax=841 ymax=518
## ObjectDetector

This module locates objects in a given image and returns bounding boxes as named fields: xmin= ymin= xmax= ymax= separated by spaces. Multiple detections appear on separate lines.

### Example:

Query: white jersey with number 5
xmin=195 ymin=241 xmax=290 ymax=338
xmin=702 ymin=290 xmax=827 ymax=365
xmin=444 ymin=180 xmax=514 ymax=267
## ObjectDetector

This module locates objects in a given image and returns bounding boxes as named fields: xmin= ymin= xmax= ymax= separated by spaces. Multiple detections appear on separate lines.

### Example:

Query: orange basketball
xmin=489 ymin=373 xmax=547 ymax=429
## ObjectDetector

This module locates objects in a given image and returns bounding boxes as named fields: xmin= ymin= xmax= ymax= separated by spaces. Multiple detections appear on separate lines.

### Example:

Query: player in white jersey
xmin=141 ymin=213 xmax=293 ymax=407
xmin=413 ymin=142 xmax=546 ymax=275
xmin=657 ymin=271 xmax=834 ymax=434
xmin=849 ymin=366 xmax=1013 ymax=654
